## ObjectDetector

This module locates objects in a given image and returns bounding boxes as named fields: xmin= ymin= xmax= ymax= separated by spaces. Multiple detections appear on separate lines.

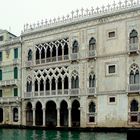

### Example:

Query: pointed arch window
xmin=129 ymin=64 xmax=139 ymax=84
xmin=13 ymin=108 xmax=18 ymax=122
xmin=71 ymin=71 xmax=79 ymax=89
xmin=88 ymin=102 xmax=96 ymax=123
xmin=28 ymin=49 xmax=32 ymax=61
xmin=27 ymin=81 xmax=32 ymax=92
xmin=72 ymin=40 xmax=79 ymax=53
xmin=89 ymin=74 xmax=95 ymax=87
xmin=89 ymin=37 xmax=96 ymax=51
xmin=129 ymin=30 xmax=138 ymax=44
xmin=130 ymin=100 xmax=138 ymax=112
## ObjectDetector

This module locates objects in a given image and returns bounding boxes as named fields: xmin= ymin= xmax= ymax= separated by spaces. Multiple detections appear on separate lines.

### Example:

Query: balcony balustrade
xmin=71 ymin=53 xmax=79 ymax=61
xmin=88 ymin=87 xmax=96 ymax=95
xmin=24 ymin=92 xmax=32 ymax=98
xmin=25 ymin=61 xmax=33 ymax=67
xmin=0 ymin=97 xmax=20 ymax=103
xmin=128 ymin=84 xmax=140 ymax=93
xmin=88 ymin=50 xmax=96 ymax=58
xmin=0 ymin=79 xmax=18 ymax=86
xmin=129 ymin=43 xmax=138 ymax=53
xmin=36 ymin=55 xmax=69 ymax=65
xmin=70 ymin=88 xmax=79 ymax=95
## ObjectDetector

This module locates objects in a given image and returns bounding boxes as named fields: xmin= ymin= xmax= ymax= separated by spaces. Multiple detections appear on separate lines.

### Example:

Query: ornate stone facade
xmin=0 ymin=0 xmax=140 ymax=128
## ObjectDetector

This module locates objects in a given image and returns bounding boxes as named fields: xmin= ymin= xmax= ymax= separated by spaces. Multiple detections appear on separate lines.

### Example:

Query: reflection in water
xmin=0 ymin=129 xmax=127 ymax=140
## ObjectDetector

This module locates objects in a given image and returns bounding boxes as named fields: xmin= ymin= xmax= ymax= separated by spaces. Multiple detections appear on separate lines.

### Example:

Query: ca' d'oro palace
xmin=0 ymin=0 xmax=140 ymax=129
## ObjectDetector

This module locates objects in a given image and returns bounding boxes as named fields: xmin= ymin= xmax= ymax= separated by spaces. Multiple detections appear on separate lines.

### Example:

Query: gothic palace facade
xmin=0 ymin=0 xmax=140 ymax=128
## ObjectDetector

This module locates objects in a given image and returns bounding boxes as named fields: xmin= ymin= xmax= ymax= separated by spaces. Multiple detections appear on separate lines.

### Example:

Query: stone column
xmin=62 ymin=79 xmax=64 ymax=95
xmin=18 ymin=106 xmax=21 ymax=124
xmin=42 ymin=108 xmax=46 ymax=126
xmin=56 ymin=46 xmax=58 ymax=61
xmin=56 ymin=79 xmax=58 ymax=95
xmin=50 ymin=81 xmax=52 ymax=95
xmin=57 ymin=108 xmax=60 ymax=127
xmin=38 ymin=81 xmax=40 ymax=96
xmin=68 ymin=107 xmax=71 ymax=127
xmin=32 ymin=108 xmax=35 ymax=126
xmin=44 ymin=81 xmax=46 ymax=96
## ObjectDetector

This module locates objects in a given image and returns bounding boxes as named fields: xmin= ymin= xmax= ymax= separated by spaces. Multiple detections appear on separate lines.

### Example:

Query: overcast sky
xmin=0 ymin=0 xmax=121 ymax=36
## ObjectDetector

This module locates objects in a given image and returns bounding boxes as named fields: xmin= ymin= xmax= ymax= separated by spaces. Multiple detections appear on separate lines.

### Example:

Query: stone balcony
xmin=128 ymin=84 xmax=140 ymax=93
xmin=70 ymin=53 xmax=79 ymax=61
xmin=87 ymin=50 xmax=96 ymax=59
xmin=24 ymin=88 xmax=80 ymax=98
xmin=129 ymin=43 xmax=139 ymax=54
xmin=87 ymin=87 xmax=96 ymax=95
xmin=0 ymin=79 xmax=18 ymax=87
xmin=0 ymin=97 xmax=21 ymax=104
xmin=35 ymin=55 xmax=69 ymax=65
xmin=25 ymin=61 xmax=33 ymax=67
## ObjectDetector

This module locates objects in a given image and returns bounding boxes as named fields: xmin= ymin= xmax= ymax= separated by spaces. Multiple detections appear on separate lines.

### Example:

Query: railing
xmin=24 ymin=92 xmax=32 ymax=98
xmin=0 ymin=79 xmax=18 ymax=86
xmin=71 ymin=53 xmax=79 ymax=60
xmin=25 ymin=61 xmax=33 ymax=67
xmin=35 ymin=55 xmax=69 ymax=65
xmin=13 ymin=59 xmax=20 ymax=64
xmin=129 ymin=112 xmax=140 ymax=123
xmin=88 ymin=87 xmax=96 ymax=95
xmin=70 ymin=88 xmax=79 ymax=95
xmin=88 ymin=50 xmax=96 ymax=58
xmin=129 ymin=43 xmax=138 ymax=52
xmin=128 ymin=84 xmax=140 ymax=92
xmin=0 ymin=97 xmax=20 ymax=103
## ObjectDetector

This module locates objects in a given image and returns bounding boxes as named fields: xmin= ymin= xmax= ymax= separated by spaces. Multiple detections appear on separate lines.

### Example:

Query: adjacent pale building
xmin=0 ymin=0 xmax=140 ymax=128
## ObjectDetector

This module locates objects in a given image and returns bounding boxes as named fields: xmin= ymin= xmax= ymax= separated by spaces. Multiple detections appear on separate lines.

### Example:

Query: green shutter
xmin=14 ymin=67 xmax=18 ymax=79
xmin=0 ymin=52 xmax=2 ymax=61
xmin=14 ymin=88 xmax=18 ymax=96
xmin=0 ymin=70 xmax=2 ymax=81
xmin=0 ymin=90 xmax=2 ymax=97
xmin=14 ymin=48 xmax=18 ymax=59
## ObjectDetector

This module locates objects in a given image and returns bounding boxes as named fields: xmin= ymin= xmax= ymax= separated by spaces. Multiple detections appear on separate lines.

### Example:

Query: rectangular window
xmin=0 ymin=52 xmax=2 ymax=61
xmin=108 ymin=65 xmax=116 ymax=74
xmin=89 ymin=116 xmax=95 ymax=123
xmin=0 ymin=90 xmax=2 ymax=97
xmin=109 ymin=97 xmax=115 ymax=103
xmin=108 ymin=31 xmax=115 ymax=38
xmin=0 ymin=36 xmax=3 ymax=41
xmin=14 ymin=48 xmax=18 ymax=59
xmin=14 ymin=88 xmax=18 ymax=97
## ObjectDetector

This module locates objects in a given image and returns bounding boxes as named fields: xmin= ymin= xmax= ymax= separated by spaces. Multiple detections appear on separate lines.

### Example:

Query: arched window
xmin=130 ymin=100 xmax=138 ymax=112
xmin=13 ymin=108 xmax=18 ymax=122
xmin=72 ymin=40 xmax=79 ymax=53
xmin=89 ymin=37 xmax=96 ymax=50
xmin=35 ymin=80 xmax=38 ymax=91
xmin=27 ymin=81 xmax=32 ymax=92
xmin=89 ymin=74 xmax=95 ymax=87
xmin=0 ymin=69 xmax=2 ymax=81
xmin=36 ymin=48 xmax=40 ymax=60
xmin=28 ymin=49 xmax=32 ymax=61
xmin=71 ymin=71 xmax=79 ymax=89
xmin=129 ymin=30 xmax=138 ymax=44
xmin=88 ymin=102 xmax=96 ymax=123
xmin=89 ymin=102 xmax=96 ymax=113
xmin=129 ymin=64 xmax=139 ymax=84
xmin=14 ymin=67 xmax=18 ymax=79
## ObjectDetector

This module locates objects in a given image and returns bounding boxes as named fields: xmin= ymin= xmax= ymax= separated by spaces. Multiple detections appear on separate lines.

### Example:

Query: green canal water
xmin=0 ymin=129 xmax=127 ymax=140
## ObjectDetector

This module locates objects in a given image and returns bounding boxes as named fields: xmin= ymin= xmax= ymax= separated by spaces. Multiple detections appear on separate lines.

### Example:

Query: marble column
xmin=43 ymin=108 xmax=46 ymax=126
xmin=68 ymin=107 xmax=71 ymax=127
xmin=32 ymin=108 xmax=35 ymax=126
xmin=57 ymin=108 xmax=60 ymax=127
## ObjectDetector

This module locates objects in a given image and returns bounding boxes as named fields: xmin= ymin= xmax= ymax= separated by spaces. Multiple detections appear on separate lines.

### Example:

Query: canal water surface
xmin=0 ymin=129 xmax=127 ymax=140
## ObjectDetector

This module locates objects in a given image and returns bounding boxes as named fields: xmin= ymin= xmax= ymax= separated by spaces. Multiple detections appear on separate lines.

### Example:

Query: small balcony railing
xmin=88 ymin=87 xmax=96 ymax=95
xmin=70 ymin=88 xmax=79 ymax=95
xmin=24 ymin=92 xmax=32 ymax=98
xmin=88 ymin=50 xmax=96 ymax=58
xmin=129 ymin=43 xmax=138 ymax=52
xmin=128 ymin=84 xmax=140 ymax=93
xmin=25 ymin=61 xmax=33 ymax=67
xmin=71 ymin=53 xmax=79 ymax=60
xmin=0 ymin=79 xmax=18 ymax=86
xmin=0 ymin=97 xmax=20 ymax=103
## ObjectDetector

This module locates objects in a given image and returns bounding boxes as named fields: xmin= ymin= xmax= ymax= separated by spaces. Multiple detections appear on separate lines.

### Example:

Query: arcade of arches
xmin=25 ymin=100 xmax=81 ymax=127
